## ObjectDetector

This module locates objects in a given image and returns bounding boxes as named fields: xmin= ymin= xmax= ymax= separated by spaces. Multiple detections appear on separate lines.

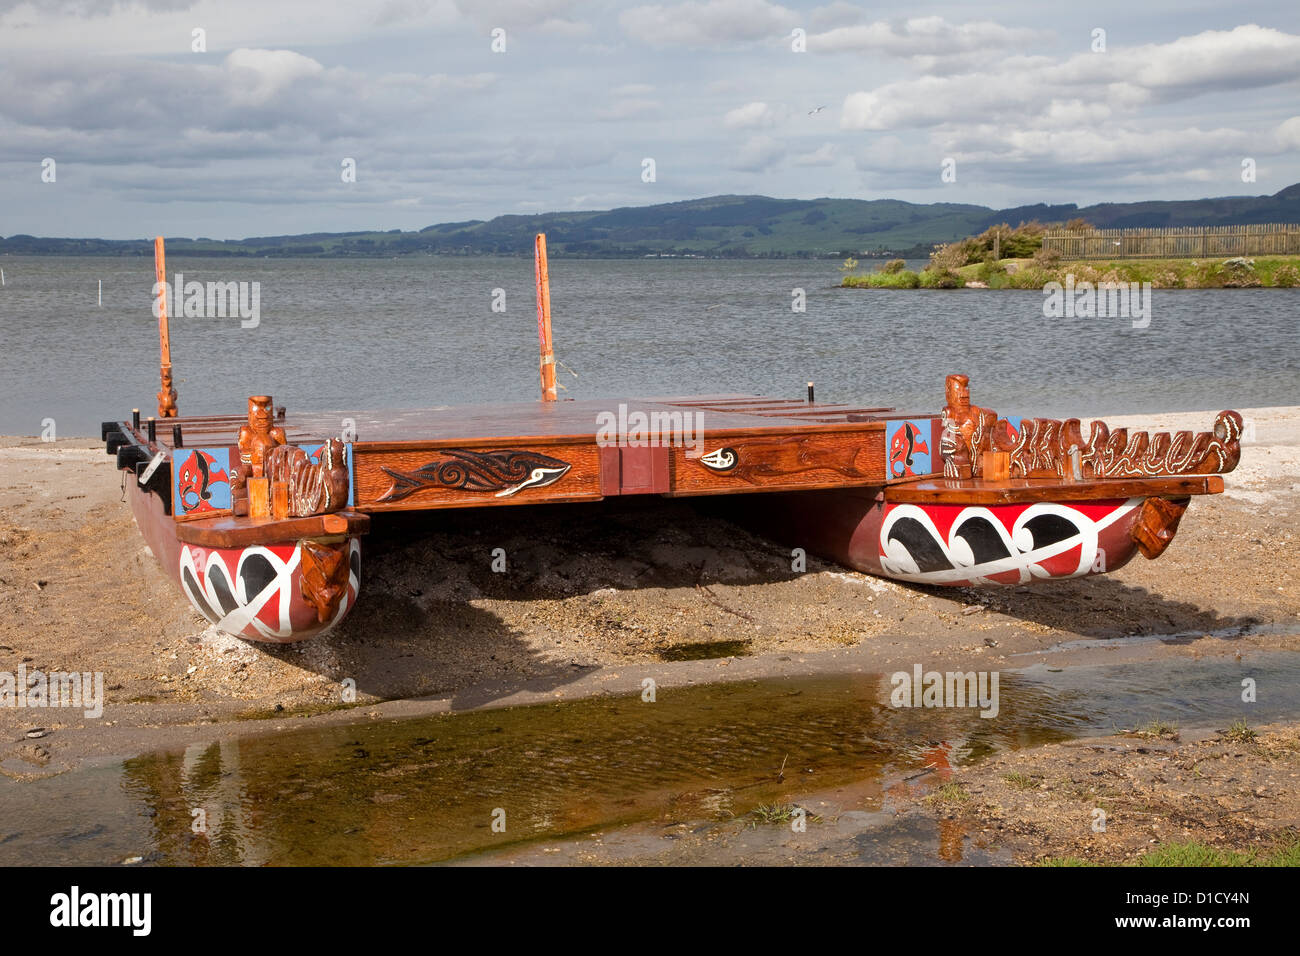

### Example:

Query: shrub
xmin=919 ymin=267 xmax=961 ymax=289
xmin=881 ymin=258 xmax=906 ymax=274
xmin=976 ymin=220 xmax=1046 ymax=259
xmin=1033 ymin=246 xmax=1061 ymax=267
xmin=1069 ymin=264 xmax=1103 ymax=285
xmin=1272 ymin=265 xmax=1300 ymax=287
xmin=929 ymin=242 xmax=972 ymax=273
xmin=868 ymin=270 xmax=920 ymax=288
xmin=1007 ymin=265 xmax=1057 ymax=289
xmin=1224 ymin=274 xmax=1263 ymax=288
xmin=1220 ymin=258 xmax=1260 ymax=288
xmin=841 ymin=270 xmax=920 ymax=289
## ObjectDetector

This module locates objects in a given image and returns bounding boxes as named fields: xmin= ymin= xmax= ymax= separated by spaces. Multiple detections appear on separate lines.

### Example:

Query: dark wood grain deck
xmin=107 ymin=394 xmax=1226 ymax=520
xmin=111 ymin=394 xmax=924 ymax=513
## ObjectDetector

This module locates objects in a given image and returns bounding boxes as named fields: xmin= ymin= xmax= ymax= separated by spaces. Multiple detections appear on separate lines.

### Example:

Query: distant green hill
xmin=5 ymin=186 xmax=1300 ymax=259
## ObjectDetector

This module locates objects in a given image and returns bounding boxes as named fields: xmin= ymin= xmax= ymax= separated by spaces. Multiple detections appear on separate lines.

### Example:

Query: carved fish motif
xmin=379 ymin=448 xmax=572 ymax=501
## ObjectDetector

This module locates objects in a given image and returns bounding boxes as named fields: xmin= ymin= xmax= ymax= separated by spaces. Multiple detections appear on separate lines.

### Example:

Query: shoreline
xmin=2 ymin=405 xmax=1297 ymax=752
xmin=2 ymin=406 xmax=1299 ymax=861
xmin=843 ymin=254 xmax=1300 ymax=290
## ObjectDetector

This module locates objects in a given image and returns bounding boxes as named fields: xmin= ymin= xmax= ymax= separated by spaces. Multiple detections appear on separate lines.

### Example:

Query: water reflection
xmin=3 ymin=650 xmax=1294 ymax=866
xmin=118 ymin=672 xmax=1083 ymax=865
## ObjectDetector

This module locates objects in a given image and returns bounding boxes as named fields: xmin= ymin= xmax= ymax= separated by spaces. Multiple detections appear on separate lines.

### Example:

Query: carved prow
xmin=941 ymin=374 xmax=1242 ymax=480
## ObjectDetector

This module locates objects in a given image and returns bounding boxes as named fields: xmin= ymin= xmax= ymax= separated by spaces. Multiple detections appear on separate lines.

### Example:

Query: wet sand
xmin=458 ymin=720 xmax=1300 ymax=867
xmin=1 ymin=406 xmax=1298 ymax=861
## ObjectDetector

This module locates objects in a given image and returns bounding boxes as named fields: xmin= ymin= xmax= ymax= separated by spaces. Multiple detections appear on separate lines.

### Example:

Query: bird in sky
xmin=808 ymin=105 xmax=826 ymax=115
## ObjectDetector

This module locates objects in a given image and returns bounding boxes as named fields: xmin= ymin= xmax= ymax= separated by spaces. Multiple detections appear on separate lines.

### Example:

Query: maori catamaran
xmin=103 ymin=236 xmax=1243 ymax=643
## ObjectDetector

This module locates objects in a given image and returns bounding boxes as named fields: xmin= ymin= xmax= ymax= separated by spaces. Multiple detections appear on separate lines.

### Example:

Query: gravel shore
xmin=1 ymin=406 xmax=1297 ymax=788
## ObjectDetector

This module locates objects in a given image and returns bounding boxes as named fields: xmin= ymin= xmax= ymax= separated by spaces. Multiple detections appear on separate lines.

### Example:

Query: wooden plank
xmin=669 ymin=428 xmax=885 ymax=495
xmin=122 ymin=398 xmax=910 ymax=451
xmin=354 ymin=441 xmax=605 ymax=511
xmin=174 ymin=511 xmax=369 ymax=548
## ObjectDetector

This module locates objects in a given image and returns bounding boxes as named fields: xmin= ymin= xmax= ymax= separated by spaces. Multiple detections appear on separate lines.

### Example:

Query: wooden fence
xmin=1041 ymin=224 xmax=1300 ymax=260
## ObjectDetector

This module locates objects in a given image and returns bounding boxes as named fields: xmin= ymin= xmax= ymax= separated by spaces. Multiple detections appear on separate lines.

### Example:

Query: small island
xmin=842 ymin=221 xmax=1300 ymax=290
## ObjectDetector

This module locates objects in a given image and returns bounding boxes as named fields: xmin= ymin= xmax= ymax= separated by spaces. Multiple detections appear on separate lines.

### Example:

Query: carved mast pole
xmin=534 ymin=232 xmax=557 ymax=402
xmin=154 ymin=236 xmax=178 ymax=418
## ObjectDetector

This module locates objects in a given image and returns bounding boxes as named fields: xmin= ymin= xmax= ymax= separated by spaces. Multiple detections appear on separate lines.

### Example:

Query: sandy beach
xmin=1 ymin=405 xmax=1298 ymax=860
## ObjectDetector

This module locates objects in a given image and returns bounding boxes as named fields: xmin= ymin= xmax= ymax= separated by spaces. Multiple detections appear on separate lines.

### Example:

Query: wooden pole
xmin=154 ymin=236 xmax=178 ymax=418
xmin=534 ymin=232 xmax=557 ymax=402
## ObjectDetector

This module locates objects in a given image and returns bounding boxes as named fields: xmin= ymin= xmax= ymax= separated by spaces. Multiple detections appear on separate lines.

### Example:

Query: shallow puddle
xmin=657 ymin=639 xmax=752 ymax=661
xmin=2 ymin=650 xmax=1298 ymax=866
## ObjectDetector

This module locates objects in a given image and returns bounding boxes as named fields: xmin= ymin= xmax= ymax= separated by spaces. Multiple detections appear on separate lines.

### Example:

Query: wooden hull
xmin=127 ymin=480 xmax=361 ymax=643
xmin=743 ymin=489 xmax=1164 ymax=586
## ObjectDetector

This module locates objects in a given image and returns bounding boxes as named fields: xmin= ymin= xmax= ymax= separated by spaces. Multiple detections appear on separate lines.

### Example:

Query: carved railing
xmin=940 ymin=374 xmax=1243 ymax=481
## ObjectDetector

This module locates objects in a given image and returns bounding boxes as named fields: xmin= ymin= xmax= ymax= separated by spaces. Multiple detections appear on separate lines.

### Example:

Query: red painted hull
xmin=127 ymin=480 xmax=359 ymax=642
xmin=747 ymin=489 xmax=1148 ymax=586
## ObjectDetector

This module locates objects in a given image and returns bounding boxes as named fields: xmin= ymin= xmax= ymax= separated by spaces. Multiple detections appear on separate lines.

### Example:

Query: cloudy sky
xmin=3 ymin=0 xmax=1298 ymax=239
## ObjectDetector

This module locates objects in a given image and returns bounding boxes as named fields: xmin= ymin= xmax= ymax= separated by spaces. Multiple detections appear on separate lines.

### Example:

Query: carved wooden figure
xmin=263 ymin=437 xmax=350 ymax=517
xmin=232 ymin=395 xmax=287 ymax=516
xmin=939 ymin=375 xmax=1242 ymax=481
xmin=941 ymin=374 xmax=997 ymax=479
xmin=157 ymin=365 xmax=178 ymax=419
xmin=299 ymin=539 xmax=350 ymax=623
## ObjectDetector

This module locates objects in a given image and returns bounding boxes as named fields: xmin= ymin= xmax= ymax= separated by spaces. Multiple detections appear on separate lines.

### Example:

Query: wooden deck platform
xmin=113 ymin=394 xmax=940 ymax=517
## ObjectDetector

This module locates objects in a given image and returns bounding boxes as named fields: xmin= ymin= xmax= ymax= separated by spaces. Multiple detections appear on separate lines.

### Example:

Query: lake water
xmin=0 ymin=256 xmax=1296 ymax=436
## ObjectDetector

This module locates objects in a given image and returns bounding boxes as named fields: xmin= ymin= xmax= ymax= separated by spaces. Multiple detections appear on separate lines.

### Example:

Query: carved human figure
xmin=232 ymin=395 xmax=287 ymax=515
xmin=157 ymin=365 xmax=178 ymax=419
xmin=941 ymin=374 xmax=997 ymax=479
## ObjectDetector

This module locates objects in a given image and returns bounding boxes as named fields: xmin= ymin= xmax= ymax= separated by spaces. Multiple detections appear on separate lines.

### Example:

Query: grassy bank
xmin=842 ymin=254 xmax=1300 ymax=290
xmin=1041 ymin=836 xmax=1300 ymax=867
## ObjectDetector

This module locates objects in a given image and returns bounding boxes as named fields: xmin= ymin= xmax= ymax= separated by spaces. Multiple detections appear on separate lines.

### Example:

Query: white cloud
xmin=792 ymin=142 xmax=837 ymax=166
xmin=723 ymin=101 xmax=775 ymax=129
xmin=1097 ymin=24 xmax=1300 ymax=97
xmin=0 ymin=48 xmax=495 ymax=159
xmin=223 ymin=49 xmax=325 ymax=106
xmin=620 ymin=0 xmax=795 ymax=47
xmin=596 ymin=97 xmax=662 ymax=120
xmin=1276 ymin=116 xmax=1300 ymax=150
xmin=449 ymin=0 xmax=591 ymax=35
xmin=0 ymin=0 xmax=460 ymax=54
xmin=1 ymin=4 xmax=1298 ymax=237
xmin=841 ymin=25 xmax=1300 ymax=132
xmin=807 ymin=1 xmax=861 ymax=31
xmin=811 ymin=16 xmax=1043 ymax=58
xmin=730 ymin=133 xmax=784 ymax=171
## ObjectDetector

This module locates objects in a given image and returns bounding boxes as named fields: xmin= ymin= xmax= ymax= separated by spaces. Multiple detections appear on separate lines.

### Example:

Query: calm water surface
xmin=1 ymin=651 xmax=1297 ymax=866
xmin=1 ymin=256 xmax=1296 ymax=435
